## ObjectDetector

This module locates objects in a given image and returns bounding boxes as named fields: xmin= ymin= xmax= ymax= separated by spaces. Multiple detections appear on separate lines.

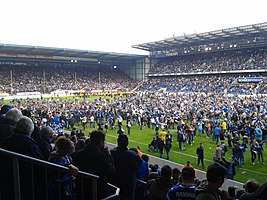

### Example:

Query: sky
xmin=0 ymin=0 xmax=266 ymax=55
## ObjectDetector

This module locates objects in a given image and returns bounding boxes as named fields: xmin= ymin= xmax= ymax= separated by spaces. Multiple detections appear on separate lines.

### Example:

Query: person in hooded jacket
xmin=239 ymin=181 xmax=267 ymax=200
xmin=196 ymin=162 xmax=226 ymax=200
xmin=146 ymin=165 xmax=173 ymax=200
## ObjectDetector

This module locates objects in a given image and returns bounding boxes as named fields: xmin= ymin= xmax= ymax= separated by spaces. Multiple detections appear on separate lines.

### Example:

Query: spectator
xmin=243 ymin=179 xmax=260 ymax=193
xmin=165 ymin=139 xmax=172 ymax=160
xmin=0 ymin=104 xmax=12 ymax=116
xmin=214 ymin=124 xmax=221 ymax=145
xmin=171 ymin=168 xmax=181 ymax=185
xmin=215 ymin=145 xmax=223 ymax=160
xmin=117 ymin=125 xmax=125 ymax=135
xmin=72 ymin=130 xmax=115 ymax=199
xmin=157 ymin=137 xmax=164 ymax=158
xmin=177 ymin=130 xmax=186 ymax=150
xmin=196 ymin=143 xmax=205 ymax=169
xmin=126 ymin=119 xmax=132 ymax=134
xmin=146 ymin=165 xmax=173 ymax=200
xmin=225 ymin=158 xmax=236 ymax=180
xmin=110 ymin=134 xmax=142 ymax=200
xmin=184 ymin=161 xmax=193 ymax=168
xmin=220 ymin=141 xmax=228 ymax=157
xmin=0 ymin=108 xmax=23 ymax=142
xmin=48 ymin=136 xmax=78 ymax=200
xmin=166 ymin=167 xmax=196 ymax=200
xmin=75 ymin=138 xmax=86 ymax=151
xmin=228 ymin=186 xmax=238 ymax=200
xmin=148 ymin=137 xmax=157 ymax=152
xmin=232 ymin=142 xmax=240 ymax=166
xmin=21 ymin=109 xmax=43 ymax=151
xmin=239 ymin=181 xmax=267 ymax=200
xmin=136 ymin=154 xmax=150 ymax=200
xmin=250 ymin=140 xmax=257 ymax=165
xmin=0 ymin=116 xmax=44 ymax=200
xmin=255 ymin=124 xmax=263 ymax=143
xmin=255 ymin=141 xmax=264 ymax=164
xmin=39 ymin=126 xmax=54 ymax=160
xmin=148 ymin=164 xmax=160 ymax=180
xmin=137 ymin=154 xmax=150 ymax=182
xmin=1 ymin=116 xmax=44 ymax=159
xmin=196 ymin=162 xmax=227 ymax=200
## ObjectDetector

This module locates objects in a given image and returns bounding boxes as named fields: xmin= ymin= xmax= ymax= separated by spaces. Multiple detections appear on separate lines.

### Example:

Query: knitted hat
xmin=0 ymin=105 xmax=12 ymax=115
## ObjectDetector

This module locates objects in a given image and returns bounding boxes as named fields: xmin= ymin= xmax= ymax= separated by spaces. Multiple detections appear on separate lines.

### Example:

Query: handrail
xmin=0 ymin=147 xmax=120 ymax=200
xmin=102 ymin=183 xmax=120 ymax=200
xmin=136 ymin=178 xmax=147 ymax=185
xmin=0 ymin=148 xmax=99 ymax=179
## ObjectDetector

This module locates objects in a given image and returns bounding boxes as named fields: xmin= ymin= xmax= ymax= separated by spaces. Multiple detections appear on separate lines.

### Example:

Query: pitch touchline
xmin=106 ymin=134 xmax=267 ymax=176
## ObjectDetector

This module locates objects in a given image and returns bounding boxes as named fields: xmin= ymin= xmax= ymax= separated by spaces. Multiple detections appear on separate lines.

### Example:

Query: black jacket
xmin=196 ymin=146 xmax=204 ymax=158
xmin=110 ymin=147 xmax=142 ymax=199
xmin=0 ymin=116 xmax=16 ymax=143
xmin=146 ymin=176 xmax=173 ymax=200
xmin=240 ymin=182 xmax=267 ymax=200
xmin=72 ymin=144 xmax=115 ymax=199
xmin=157 ymin=139 xmax=164 ymax=151
xmin=1 ymin=130 xmax=44 ymax=159
xmin=0 ymin=130 xmax=45 ymax=200
xmin=39 ymin=136 xmax=53 ymax=161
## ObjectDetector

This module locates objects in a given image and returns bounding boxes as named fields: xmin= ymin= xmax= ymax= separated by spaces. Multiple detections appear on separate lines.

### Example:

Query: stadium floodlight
xmin=74 ymin=60 xmax=77 ymax=63
xmin=113 ymin=65 xmax=117 ymax=69
xmin=98 ymin=61 xmax=101 ymax=64
xmin=71 ymin=60 xmax=74 ymax=62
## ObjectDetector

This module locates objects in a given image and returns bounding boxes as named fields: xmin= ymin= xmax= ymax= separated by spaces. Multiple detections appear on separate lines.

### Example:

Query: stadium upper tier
xmin=149 ymin=49 xmax=267 ymax=74
xmin=0 ymin=64 xmax=137 ymax=94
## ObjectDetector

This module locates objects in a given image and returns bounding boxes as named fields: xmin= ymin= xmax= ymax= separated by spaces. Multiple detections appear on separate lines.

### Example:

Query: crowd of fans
xmin=150 ymin=49 xmax=267 ymax=74
xmin=0 ymin=101 xmax=267 ymax=199
xmin=0 ymin=47 xmax=267 ymax=199
xmin=138 ymin=75 xmax=267 ymax=95
xmin=0 ymin=63 xmax=137 ymax=94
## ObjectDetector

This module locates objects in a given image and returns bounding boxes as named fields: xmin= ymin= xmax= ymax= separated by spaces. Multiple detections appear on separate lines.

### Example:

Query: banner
xmin=237 ymin=77 xmax=263 ymax=83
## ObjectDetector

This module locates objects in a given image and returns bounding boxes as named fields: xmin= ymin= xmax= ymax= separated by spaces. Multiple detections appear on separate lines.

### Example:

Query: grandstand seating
xmin=138 ymin=75 xmax=267 ymax=95
xmin=149 ymin=49 xmax=267 ymax=74
xmin=0 ymin=64 xmax=137 ymax=94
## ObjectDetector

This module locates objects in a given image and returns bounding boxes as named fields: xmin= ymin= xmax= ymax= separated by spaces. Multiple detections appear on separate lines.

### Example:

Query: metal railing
xmin=0 ymin=148 xmax=119 ymax=200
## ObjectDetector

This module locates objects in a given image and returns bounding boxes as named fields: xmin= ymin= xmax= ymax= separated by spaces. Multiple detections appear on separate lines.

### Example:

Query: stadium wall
xmin=124 ymin=58 xmax=151 ymax=81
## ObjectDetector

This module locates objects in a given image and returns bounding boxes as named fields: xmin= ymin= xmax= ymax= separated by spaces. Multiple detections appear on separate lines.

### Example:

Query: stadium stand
xmin=0 ymin=63 xmax=138 ymax=94
xmin=137 ymin=75 xmax=267 ymax=95
xmin=149 ymin=50 xmax=267 ymax=74
xmin=1 ymin=22 xmax=267 ymax=199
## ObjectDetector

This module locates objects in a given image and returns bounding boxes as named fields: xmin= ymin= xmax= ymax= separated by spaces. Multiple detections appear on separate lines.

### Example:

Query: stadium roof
xmin=132 ymin=22 xmax=267 ymax=51
xmin=0 ymin=43 xmax=147 ymax=65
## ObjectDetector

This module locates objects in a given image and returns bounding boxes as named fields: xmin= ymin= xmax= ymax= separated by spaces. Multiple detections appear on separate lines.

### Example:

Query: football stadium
xmin=1 ymin=22 xmax=267 ymax=199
